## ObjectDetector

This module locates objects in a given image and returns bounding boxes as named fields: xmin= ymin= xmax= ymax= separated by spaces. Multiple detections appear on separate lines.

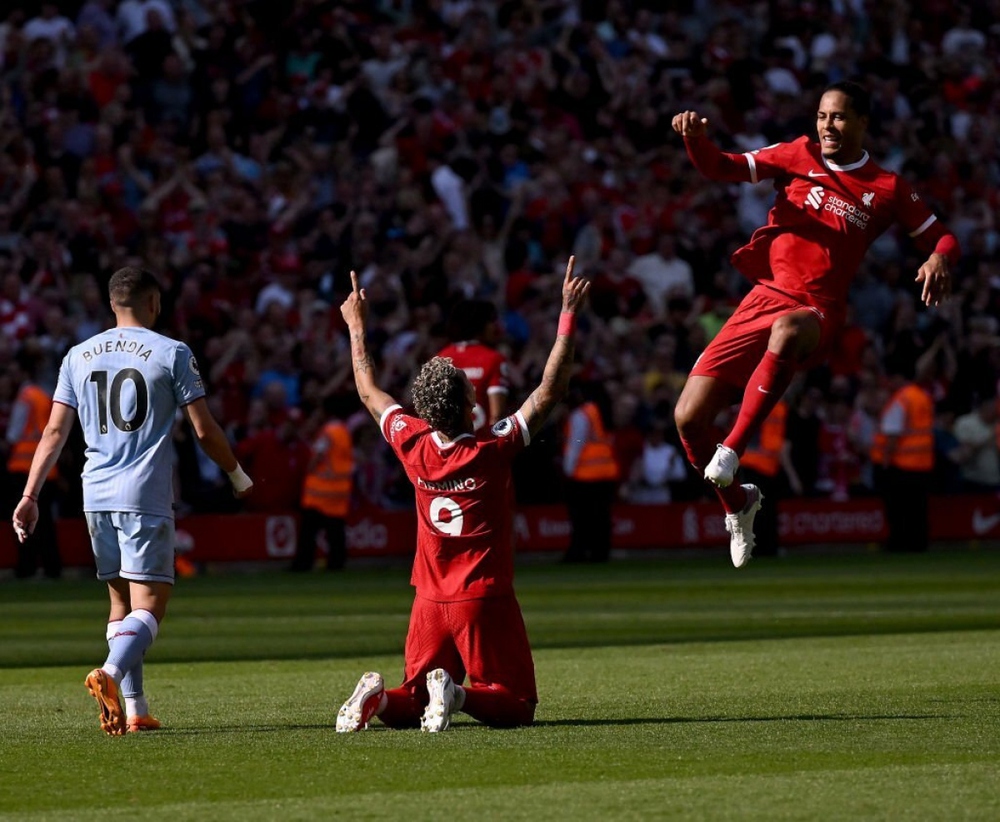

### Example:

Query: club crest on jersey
xmin=491 ymin=417 xmax=514 ymax=437
xmin=189 ymin=356 xmax=200 ymax=375
xmin=390 ymin=416 xmax=408 ymax=439
xmin=862 ymin=192 xmax=875 ymax=208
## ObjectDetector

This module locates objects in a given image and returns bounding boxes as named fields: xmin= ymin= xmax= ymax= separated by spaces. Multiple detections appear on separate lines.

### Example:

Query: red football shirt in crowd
xmin=436 ymin=341 xmax=509 ymax=433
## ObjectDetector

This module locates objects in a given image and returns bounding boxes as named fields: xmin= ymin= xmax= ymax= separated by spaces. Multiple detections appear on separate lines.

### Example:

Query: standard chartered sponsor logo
xmin=805 ymin=186 xmax=871 ymax=229
xmin=806 ymin=186 xmax=825 ymax=209
xmin=824 ymin=194 xmax=871 ymax=228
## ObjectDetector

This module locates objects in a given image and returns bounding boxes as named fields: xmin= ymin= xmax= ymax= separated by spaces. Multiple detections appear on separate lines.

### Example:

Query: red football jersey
xmin=732 ymin=136 xmax=939 ymax=313
xmin=380 ymin=404 xmax=529 ymax=601
xmin=436 ymin=342 xmax=509 ymax=432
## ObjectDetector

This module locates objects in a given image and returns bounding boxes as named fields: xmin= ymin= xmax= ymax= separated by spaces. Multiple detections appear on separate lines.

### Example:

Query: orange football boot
xmin=84 ymin=669 xmax=126 ymax=736
xmin=126 ymin=714 xmax=162 ymax=733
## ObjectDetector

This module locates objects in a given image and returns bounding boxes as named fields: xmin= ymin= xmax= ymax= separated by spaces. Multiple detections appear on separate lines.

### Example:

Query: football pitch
xmin=2 ymin=549 xmax=999 ymax=821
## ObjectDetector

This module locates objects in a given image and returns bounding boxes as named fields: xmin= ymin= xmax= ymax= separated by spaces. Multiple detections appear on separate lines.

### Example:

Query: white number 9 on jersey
xmin=429 ymin=496 xmax=464 ymax=536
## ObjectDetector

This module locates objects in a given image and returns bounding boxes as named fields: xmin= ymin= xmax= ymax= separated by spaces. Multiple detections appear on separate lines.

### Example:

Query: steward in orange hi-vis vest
xmin=871 ymin=372 xmax=935 ymax=555
xmin=292 ymin=416 xmax=355 ymax=572
xmin=301 ymin=421 xmax=354 ymax=517
xmin=563 ymin=390 xmax=621 ymax=564
xmin=741 ymin=401 xmax=787 ymax=478
xmin=7 ymin=383 xmax=58 ymax=480
xmin=565 ymin=402 xmax=620 ymax=482
xmin=870 ymin=384 xmax=934 ymax=472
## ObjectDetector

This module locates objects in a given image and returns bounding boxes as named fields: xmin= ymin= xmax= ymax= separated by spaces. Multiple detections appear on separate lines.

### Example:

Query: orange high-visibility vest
xmin=7 ymin=384 xmax=58 ymax=479
xmin=566 ymin=402 xmax=620 ymax=482
xmin=870 ymin=384 xmax=934 ymax=472
xmin=300 ymin=421 xmax=354 ymax=517
xmin=741 ymin=401 xmax=787 ymax=478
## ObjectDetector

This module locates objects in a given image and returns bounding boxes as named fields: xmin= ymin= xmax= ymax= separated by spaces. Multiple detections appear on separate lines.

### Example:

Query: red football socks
xmin=724 ymin=350 xmax=796 ymax=456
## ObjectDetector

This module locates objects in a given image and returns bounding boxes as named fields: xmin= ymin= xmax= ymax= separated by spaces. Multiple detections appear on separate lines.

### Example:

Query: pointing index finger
xmin=350 ymin=270 xmax=359 ymax=293
xmin=565 ymin=255 xmax=575 ymax=283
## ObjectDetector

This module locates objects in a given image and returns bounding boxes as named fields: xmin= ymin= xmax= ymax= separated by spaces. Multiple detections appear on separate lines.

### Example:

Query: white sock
xmin=125 ymin=695 xmax=149 ymax=718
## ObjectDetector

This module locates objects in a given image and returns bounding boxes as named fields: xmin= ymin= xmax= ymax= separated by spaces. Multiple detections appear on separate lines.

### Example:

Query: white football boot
xmin=704 ymin=444 xmax=740 ymax=488
xmin=725 ymin=484 xmax=763 ymax=569
xmin=336 ymin=671 xmax=384 ymax=732
xmin=421 ymin=669 xmax=457 ymax=733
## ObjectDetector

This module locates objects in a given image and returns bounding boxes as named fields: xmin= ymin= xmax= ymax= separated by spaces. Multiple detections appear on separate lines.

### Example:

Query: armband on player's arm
xmin=932 ymin=232 xmax=961 ymax=267
xmin=684 ymin=135 xmax=752 ymax=183
xmin=913 ymin=218 xmax=961 ymax=267
xmin=557 ymin=312 xmax=576 ymax=336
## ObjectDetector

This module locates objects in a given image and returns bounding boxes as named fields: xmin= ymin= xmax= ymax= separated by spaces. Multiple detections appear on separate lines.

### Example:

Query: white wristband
xmin=227 ymin=464 xmax=253 ymax=493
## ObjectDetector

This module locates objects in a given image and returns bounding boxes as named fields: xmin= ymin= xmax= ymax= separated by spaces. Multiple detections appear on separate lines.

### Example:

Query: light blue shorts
xmin=86 ymin=512 xmax=176 ymax=585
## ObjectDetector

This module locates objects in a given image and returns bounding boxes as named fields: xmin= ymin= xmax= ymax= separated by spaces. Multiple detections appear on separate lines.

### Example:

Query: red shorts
xmin=691 ymin=285 xmax=843 ymax=388
xmin=398 ymin=593 xmax=537 ymax=704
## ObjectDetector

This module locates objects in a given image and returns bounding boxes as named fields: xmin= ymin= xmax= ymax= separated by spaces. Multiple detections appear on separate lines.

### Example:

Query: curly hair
xmin=411 ymin=356 xmax=469 ymax=438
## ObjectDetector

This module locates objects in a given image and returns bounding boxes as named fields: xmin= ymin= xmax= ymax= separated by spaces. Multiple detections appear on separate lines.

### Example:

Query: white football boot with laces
xmin=725 ymin=484 xmax=763 ymax=569
xmin=421 ymin=669 xmax=457 ymax=733
xmin=704 ymin=444 xmax=740 ymax=488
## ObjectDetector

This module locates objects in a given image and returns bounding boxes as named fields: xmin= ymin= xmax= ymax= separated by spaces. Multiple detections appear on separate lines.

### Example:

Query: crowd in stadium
xmin=1 ymin=0 xmax=998 ymax=527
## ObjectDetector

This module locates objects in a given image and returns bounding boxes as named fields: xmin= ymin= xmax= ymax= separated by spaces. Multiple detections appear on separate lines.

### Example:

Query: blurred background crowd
xmin=1 ymin=0 xmax=998 ymax=536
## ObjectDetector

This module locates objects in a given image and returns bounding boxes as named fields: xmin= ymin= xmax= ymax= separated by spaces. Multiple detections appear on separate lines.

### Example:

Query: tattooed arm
xmin=518 ymin=256 xmax=590 ymax=439
xmin=340 ymin=270 xmax=398 ymax=422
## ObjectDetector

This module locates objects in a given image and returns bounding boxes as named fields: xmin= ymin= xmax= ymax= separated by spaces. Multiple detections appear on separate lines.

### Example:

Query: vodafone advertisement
xmin=1 ymin=495 xmax=998 ymax=568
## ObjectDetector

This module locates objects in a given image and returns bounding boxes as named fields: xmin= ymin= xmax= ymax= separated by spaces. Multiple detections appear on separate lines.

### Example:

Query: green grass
xmin=2 ymin=551 xmax=999 ymax=820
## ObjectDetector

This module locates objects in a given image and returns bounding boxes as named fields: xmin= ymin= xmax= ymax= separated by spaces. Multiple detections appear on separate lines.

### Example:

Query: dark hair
xmin=822 ymin=80 xmax=871 ymax=119
xmin=446 ymin=299 xmax=498 ymax=342
xmin=412 ymin=356 xmax=469 ymax=438
xmin=108 ymin=267 xmax=161 ymax=308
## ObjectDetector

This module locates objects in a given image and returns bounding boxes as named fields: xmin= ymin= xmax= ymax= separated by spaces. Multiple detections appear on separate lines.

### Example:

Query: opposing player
xmin=11 ymin=267 xmax=253 ymax=735
xmin=437 ymin=299 xmax=509 ymax=433
xmin=672 ymin=81 xmax=959 ymax=568
xmin=336 ymin=258 xmax=588 ymax=733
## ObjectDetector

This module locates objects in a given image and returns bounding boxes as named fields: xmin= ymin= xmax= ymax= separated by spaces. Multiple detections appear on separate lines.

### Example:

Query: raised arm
xmin=341 ymin=270 xmax=398 ymax=422
xmin=518 ymin=256 xmax=590 ymax=438
xmin=672 ymin=111 xmax=753 ymax=183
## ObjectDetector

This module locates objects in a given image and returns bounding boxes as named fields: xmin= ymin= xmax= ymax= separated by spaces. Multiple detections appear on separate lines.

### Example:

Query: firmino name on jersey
xmin=417 ymin=476 xmax=477 ymax=492
xmin=81 ymin=339 xmax=154 ymax=362
xmin=824 ymin=195 xmax=872 ymax=229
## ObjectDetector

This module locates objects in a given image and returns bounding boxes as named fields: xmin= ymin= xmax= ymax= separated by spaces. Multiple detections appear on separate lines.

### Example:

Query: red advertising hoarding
xmin=1 ymin=495 xmax=997 ymax=568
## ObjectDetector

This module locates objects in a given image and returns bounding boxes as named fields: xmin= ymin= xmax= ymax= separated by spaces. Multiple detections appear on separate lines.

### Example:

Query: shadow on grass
xmin=155 ymin=713 xmax=952 ymax=736
xmin=532 ymin=713 xmax=951 ymax=727
xmin=159 ymin=723 xmax=334 ymax=735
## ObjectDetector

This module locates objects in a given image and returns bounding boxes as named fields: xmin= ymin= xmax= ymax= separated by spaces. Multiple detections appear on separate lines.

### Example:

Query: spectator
xmin=625 ymin=418 xmax=688 ymax=505
xmin=626 ymin=234 xmax=694 ymax=318
xmin=953 ymin=395 xmax=1000 ymax=493
xmin=235 ymin=407 xmax=309 ymax=513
